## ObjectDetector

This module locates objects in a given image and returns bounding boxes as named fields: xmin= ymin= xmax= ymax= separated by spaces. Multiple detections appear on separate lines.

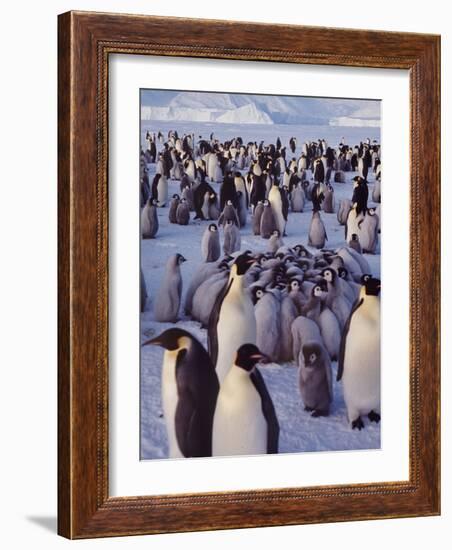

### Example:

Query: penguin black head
xmin=143 ymin=328 xmax=192 ymax=351
xmin=176 ymin=253 xmax=187 ymax=265
xmin=361 ymin=274 xmax=381 ymax=296
xmin=172 ymin=193 xmax=180 ymax=200
xmin=337 ymin=267 xmax=348 ymax=280
xmin=251 ymin=286 xmax=265 ymax=305
xmin=351 ymin=233 xmax=359 ymax=241
xmin=312 ymin=280 xmax=327 ymax=297
xmin=289 ymin=279 xmax=301 ymax=291
xmin=208 ymin=224 xmax=218 ymax=232
xmin=235 ymin=343 xmax=270 ymax=372
xmin=322 ymin=267 xmax=336 ymax=284
xmin=234 ymin=252 xmax=255 ymax=276
xmin=148 ymin=198 xmax=159 ymax=206
xmin=302 ymin=343 xmax=323 ymax=368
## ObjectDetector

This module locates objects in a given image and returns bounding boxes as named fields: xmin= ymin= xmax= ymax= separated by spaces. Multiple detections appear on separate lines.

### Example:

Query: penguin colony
xmin=141 ymin=130 xmax=381 ymax=458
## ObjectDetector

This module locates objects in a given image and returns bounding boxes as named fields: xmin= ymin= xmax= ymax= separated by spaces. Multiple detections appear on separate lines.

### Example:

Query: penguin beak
xmin=142 ymin=336 xmax=162 ymax=347
xmin=250 ymin=353 xmax=271 ymax=364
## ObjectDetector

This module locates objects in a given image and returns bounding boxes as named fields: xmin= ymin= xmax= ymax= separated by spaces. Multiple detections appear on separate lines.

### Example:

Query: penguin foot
xmin=351 ymin=417 xmax=364 ymax=430
xmin=304 ymin=405 xmax=314 ymax=412
xmin=368 ymin=410 xmax=381 ymax=423
xmin=311 ymin=409 xmax=329 ymax=418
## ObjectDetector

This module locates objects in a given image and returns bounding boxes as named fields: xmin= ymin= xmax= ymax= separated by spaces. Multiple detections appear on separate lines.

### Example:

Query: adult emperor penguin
xmin=201 ymin=223 xmax=221 ymax=263
xmin=268 ymin=182 xmax=288 ymax=237
xmin=299 ymin=342 xmax=333 ymax=417
xmin=143 ymin=328 xmax=219 ymax=458
xmin=212 ymin=343 xmax=279 ymax=456
xmin=154 ymin=254 xmax=186 ymax=322
xmin=141 ymin=197 xmax=159 ymax=239
xmin=337 ymin=275 xmax=381 ymax=429
xmin=152 ymin=173 xmax=168 ymax=206
xmin=252 ymin=201 xmax=264 ymax=235
xmin=208 ymin=252 xmax=257 ymax=384
xmin=168 ymin=193 xmax=180 ymax=224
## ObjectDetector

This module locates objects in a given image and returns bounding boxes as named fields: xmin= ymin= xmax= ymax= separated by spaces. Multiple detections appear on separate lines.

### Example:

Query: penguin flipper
xmin=337 ymin=298 xmax=363 ymax=381
xmin=251 ymin=368 xmax=279 ymax=454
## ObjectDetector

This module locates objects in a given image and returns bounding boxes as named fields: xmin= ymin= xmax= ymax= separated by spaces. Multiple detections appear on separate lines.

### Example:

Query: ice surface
xmin=140 ymin=121 xmax=381 ymax=460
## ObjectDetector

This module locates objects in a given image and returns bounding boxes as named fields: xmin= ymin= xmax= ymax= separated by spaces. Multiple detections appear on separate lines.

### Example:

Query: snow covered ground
xmin=140 ymin=121 xmax=381 ymax=460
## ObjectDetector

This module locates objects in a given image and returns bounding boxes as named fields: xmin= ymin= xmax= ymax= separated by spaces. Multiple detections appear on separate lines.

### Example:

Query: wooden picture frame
xmin=58 ymin=11 xmax=440 ymax=539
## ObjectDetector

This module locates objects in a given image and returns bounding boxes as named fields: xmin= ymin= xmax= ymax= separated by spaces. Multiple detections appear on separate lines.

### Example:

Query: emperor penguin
xmin=153 ymin=174 xmax=169 ymax=206
xmin=358 ymin=208 xmax=379 ymax=253
xmin=322 ymin=183 xmax=335 ymax=214
xmin=184 ymin=260 xmax=229 ymax=316
xmin=291 ymin=315 xmax=323 ymax=362
xmin=201 ymin=223 xmax=221 ymax=263
xmin=208 ymin=252 xmax=257 ymax=384
xmin=252 ymin=201 xmax=264 ymax=235
xmin=212 ymin=343 xmax=279 ymax=456
xmin=236 ymin=190 xmax=247 ymax=228
xmin=308 ymin=210 xmax=328 ymax=249
xmin=176 ymin=198 xmax=190 ymax=225
xmin=218 ymin=200 xmax=240 ymax=227
xmin=154 ymin=254 xmax=186 ymax=322
xmin=223 ymin=219 xmax=241 ymax=256
xmin=252 ymin=287 xmax=281 ymax=362
xmin=260 ymin=200 xmax=277 ymax=239
xmin=168 ymin=194 xmax=180 ymax=224
xmin=143 ymin=328 xmax=219 ymax=458
xmin=191 ymin=270 xmax=229 ymax=327
xmin=268 ymin=182 xmax=288 ymax=237
xmin=349 ymin=233 xmax=362 ymax=254
xmin=291 ymin=182 xmax=305 ymax=212
xmin=279 ymin=292 xmax=298 ymax=362
xmin=298 ymin=342 xmax=333 ymax=417
xmin=337 ymin=275 xmax=381 ymax=429
xmin=268 ymin=230 xmax=284 ymax=254
xmin=141 ymin=197 xmax=159 ymax=239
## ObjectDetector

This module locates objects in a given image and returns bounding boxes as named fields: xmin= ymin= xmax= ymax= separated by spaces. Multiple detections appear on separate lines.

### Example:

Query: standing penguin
xmin=252 ymin=287 xmax=281 ymax=362
xmin=308 ymin=210 xmax=327 ymax=249
xmin=218 ymin=200 xmax=240 ymax=227
xmin=298 ymin=342 xmax=333 ymax=417
xmin=260 ymin=200 xmax=277 ymax=239
xmin=291 ymin=182 xmax=305 ymax=212
xmin=212 ymin=343 xmax=279 ymax=456
xmin=143 ymin=328 xmax=219 ymax=458
xmin=141 ymin=197 xmax=159 ymax=239
xmin=176 ymin=198 xmax=190 ymax=225
xmin=267 ymin=230 xmax=284 ymax=254
xmin=154 ymin=254 xmax=186 ymax=322
xmin=338 ymin=275 xmax=381 ymax=429
xmin=268 ymin=182 xmax=288 ymax=237
xmin=208 ymin=252 xmax=256 ymax=384
xmin=322 ymin=183 xmax=335 ymax=213
xmin=201 ymin=223 xmax=221 ymax=263
xmin=236 ymin=190 xmax=247 ymax=228
xmin=168 ymin=194 xmax=180 ymax=224
xmin=223 ymin=219 xmax=241 ymax=256
xmin=252 ymin=201 xmax=264 ymax=235
xmin=349 ymin=233 xmax=362 ymax=254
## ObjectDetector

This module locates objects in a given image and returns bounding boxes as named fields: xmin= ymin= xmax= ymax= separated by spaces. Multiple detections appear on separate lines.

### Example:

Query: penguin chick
xmin=176 ymin=198 xmax=190 ymax=225
xmin=141 ymin=197 xmax=159 ymax=238
xmin=349 ymin=233 xmax=362 ymax=254
xmin=299 ymin=342 xmax=333 ymax=417
xmin=168 ymin=194 xmax=180 ymax=224
xmin=212 ymin=343 xmax=279 ymax=456
xmin=223 ymin=219 xmax=241 ymax=256
xmin=201 ymin=223 xmax=221 ymax=263
xmin=143 ymin=328 xmax=219 ymax=458
xmin=260 ymin=200 xmax=277 ymax=239
xmin=252 ymin=201 xmax=264 ymax=235
xmin=154 ymin=254 xmax=186 ymax=322
xmin=267 ymin=230 xmax=284 ymax=254
xmin=308 ymin=210 xmax=328 ymax=249
xmin=253 ymin=287 xmax=281 ymax=362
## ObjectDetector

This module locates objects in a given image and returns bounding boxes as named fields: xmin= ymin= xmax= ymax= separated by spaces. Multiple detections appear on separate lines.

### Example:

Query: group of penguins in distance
xmin=140 ymin=130 xmax=381 ymax=459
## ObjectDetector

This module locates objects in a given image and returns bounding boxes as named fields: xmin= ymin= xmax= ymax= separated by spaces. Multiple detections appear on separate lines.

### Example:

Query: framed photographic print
xmin=58 ymin=11 xmax=440 ymax=539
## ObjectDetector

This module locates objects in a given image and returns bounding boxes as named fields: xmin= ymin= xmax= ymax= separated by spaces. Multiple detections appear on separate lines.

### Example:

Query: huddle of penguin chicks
xmin=146 ymin=243 xmax=381 ymax=459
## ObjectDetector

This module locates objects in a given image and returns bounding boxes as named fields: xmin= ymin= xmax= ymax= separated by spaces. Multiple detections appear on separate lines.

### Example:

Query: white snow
xmin=140 ymin=121 xmax=381 ymax=461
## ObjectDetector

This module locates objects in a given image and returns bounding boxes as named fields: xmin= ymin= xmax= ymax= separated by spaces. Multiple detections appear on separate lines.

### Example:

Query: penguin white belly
xmin=157 ymin=178 xmax=168 ymax=206
xmin=216 ymin=301 xmax=256 ymax=383
xmin=343 ymin=314 xmax=380 ymax=421
xmin=346 ymin=209 xmax=363 ymax=242
xmin=212 ymin=371 xmax=267 ymax=456
xmin=161 ymin=350 xmax=184 ymax=458
xmin=141 ymin=207 xmax=151 ymax=236
xmin=268 ymin=187 xmax=285 ymax=235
